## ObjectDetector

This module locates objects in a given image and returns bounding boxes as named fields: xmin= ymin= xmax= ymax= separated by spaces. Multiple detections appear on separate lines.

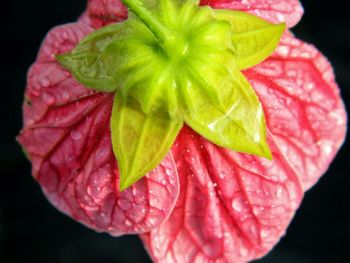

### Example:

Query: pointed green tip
xmin=118 ymin=173 xmax=141 ymax=192
xmin=275 ymin=22 xmax=287 ymax=39
xmin=262 ymin=145 xmax=273 ymax=160
xmin=251 ymin=137 xmax=273 ymax=161
xmin=55 ymin=53 xmax=70 ymax=69
xmin=119 ymin=182 xmax=130 ymax=192
xmin=280 ymin=22 xmax=287 ymax=30
xmin=119 ymin=176 xmax=133 ymax=192
xmin=254 ymin=138 xmax=273 ymax=160
xmin=279 ymin=22 xmax=287 ymax=35
xmin=117 ymin=163 xmax=144 ymax=192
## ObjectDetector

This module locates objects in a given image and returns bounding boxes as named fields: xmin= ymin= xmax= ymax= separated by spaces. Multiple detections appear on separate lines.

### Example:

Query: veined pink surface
xmin=17 ymin=0 xmax=347 ymax=262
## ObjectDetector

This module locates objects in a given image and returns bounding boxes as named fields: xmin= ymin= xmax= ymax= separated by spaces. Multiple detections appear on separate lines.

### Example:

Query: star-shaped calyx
xmin=57 ymin=0 xmax=285 ymax=190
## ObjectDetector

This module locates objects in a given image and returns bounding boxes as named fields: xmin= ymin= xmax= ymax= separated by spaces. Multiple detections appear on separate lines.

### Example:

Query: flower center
xmin=122 ymin=0 xmax=189 ymax=61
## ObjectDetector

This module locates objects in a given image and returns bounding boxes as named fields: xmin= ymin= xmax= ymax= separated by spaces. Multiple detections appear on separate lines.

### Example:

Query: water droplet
xmin=150 ymin=198 xmax=160 ymax=207
xmin=161 ymin=179 xmax=167 ymax=185
xmin=202 ymin=242 xmax=220 ymax=258
xmin=70 ymin=130 xmax=82 ymax=140
xmin=305 ymin=82 xmax=315 ymax=91
xmin=253 ymin=207 xmax=261 ymax=215
xmin=271 ymin=175 xmax=278 ymax=181
xmin=322 ymin=142 xmax=333 ymax=155
xmin=218 ymin=173 xmax=225 ymax=179
xmin=43 ymin=93 xmax=55 ymax=105
xmin=95 ymin=148 xmax=108 ymax=163
xmin=250 ymin=225 xmax=258 ymax=237
xmin=87 ymin=186 xmax=92 ymax=195
xmin=165 ymin=168 xmax=172 ymax=176
xmin=276 ymin=186 xmax=284 ymax=198
xmin=125 ymin=220 xmax=132 ymax=226
xmin=290 ymin=200 xmax=299 ymax=209
xmin=132 ymin=187 xmax=139 ymax=196
xmin=62 ymin=91 xmax=70 ymax=101
xmin=232 ymin=198 xmax=244 ymax=213
xmin=147 ymin=217 xmax=157 ymax=225
xmin=40 ymin=78 xmax=50 ymax=88
xmin=240 ymin=246 xmax=249 ymax=257
xmin=277 ymin=45 xmax=290 ymax=57
xmin=260 ymin=228 xmax=270 ymax=238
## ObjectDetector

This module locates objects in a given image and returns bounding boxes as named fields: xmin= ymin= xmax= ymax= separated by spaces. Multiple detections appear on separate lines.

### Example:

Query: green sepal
xmin=111 ymin=92 xmax=183 ymax=191
xmin=56 ymin=21 xmax=137 ymax=92
xmin=212 ymin=10 xmax=286 ymax=70
xmin=183 ymin=69 xmax=272 ymax=159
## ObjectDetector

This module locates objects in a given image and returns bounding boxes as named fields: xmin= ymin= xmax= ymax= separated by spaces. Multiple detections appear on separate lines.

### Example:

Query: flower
xmin=17 ymin=0 xmax=346 ymax=262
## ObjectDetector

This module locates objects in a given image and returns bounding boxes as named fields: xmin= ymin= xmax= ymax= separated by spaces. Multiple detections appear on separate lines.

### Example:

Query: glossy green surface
xmin=213 ymin=10 xmax=286 ymax=70
xmin=111 ymin=93 xmax=182 ymax=190
xmin=58 ymin=0 xmax=284 ymax=190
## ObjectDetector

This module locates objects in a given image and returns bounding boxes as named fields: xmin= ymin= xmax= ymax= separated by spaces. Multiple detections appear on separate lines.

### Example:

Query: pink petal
xmin=245 ymin=33 xmax=347 ymax=190
xmin=200 ymin=0 xmax=304 ymax=28
xmin=88 ymin=0 xmax=127 ymax=22
xmin=141 ymin=126 xmax=303 ymax=263
xmin=79 ymin=0 xmax=127 ymax=28
xmin=18 ymin=23 xmax=179 ymax=236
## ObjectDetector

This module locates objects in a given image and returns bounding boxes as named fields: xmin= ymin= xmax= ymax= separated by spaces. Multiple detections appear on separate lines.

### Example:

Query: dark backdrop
xmin=1 ymin=1 xmax=349 ymax=262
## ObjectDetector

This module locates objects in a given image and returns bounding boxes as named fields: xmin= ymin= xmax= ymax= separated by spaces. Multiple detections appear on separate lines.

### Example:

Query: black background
xmin=1 ymin=1 xmax=349 ymax=262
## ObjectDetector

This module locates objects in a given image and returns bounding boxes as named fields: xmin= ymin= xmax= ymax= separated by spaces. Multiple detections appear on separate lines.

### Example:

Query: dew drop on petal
xmin=231 ymin=197 xmax=244 ymax=213
xmin=147 ymin=217 xmax=157 ymax=225
xmin=276 ymin=185 xmax=285 ymax=199
xmin=253 ymin=207 xmax=261 ymax=215
xmin=240 ymin=246 xmax=249 ymax=257
xmin=165 ymin=168 xmax=172 ymax=176
xmin=132 ymin=187 xmax=140 ymax=196
xmin=290 ymin=200 xmax=299 ymax=209
xmin=95 ymin=147 xmax=109 ymax=163
xmin=260 ymin=228 xmax=270 ymax=238
xmin=87 ymin=185 xmax=92 ymax=196
xmin=43 ymin=93 xmax=55 ymax=105
xmin=271 ymin=175 xmax=278 ymax=181
xmin=202 ymin=242 xmax=221 ymax=258
xmin=40 ymin=78 xmax=50 ymax=88
xmin=70 ymin=130 xmax=82 ymax=140
xmin=62 ymin=91 xmax=70 ymax=101
xmin=250 ymin=225 xmax=258 ymax=237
